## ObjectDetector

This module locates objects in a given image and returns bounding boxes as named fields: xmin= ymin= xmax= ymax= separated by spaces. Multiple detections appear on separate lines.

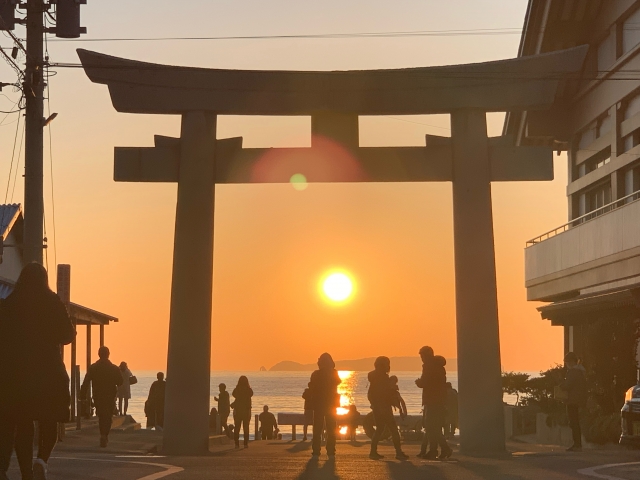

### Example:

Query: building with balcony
xmin=505 ymin=0 xmax=640 ymax=387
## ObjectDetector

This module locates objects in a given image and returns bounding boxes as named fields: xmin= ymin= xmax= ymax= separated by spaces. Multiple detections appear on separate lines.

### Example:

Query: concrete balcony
xmin=525 ymin=193 xmax=640 ymax=301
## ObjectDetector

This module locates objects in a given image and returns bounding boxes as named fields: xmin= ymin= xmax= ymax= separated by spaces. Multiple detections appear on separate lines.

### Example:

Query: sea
xmin=120 ymin=370 xmax=519 ymax=439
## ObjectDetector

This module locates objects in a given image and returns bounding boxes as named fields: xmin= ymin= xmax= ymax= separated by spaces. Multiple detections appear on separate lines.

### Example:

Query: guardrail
xmin=526 ymin=189 xmax=640 ymax=246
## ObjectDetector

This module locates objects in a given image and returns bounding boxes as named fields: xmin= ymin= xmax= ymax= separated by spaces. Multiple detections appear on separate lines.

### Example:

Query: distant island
xmin=269 ymin=356 xmax=457 ymax=372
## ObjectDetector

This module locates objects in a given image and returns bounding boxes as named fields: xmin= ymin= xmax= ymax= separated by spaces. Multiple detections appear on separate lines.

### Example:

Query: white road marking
xmin=578 ymin=461 xmax=640 ymax=480
xmin=54 ymin=456 xmax=184 ymax=479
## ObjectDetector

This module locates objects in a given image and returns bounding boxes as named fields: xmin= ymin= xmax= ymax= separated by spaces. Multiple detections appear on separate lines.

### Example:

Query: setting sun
xmin=320 ymin=271 xmax=355 ymax=304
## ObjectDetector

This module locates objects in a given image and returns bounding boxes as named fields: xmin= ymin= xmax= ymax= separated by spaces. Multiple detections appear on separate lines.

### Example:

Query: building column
xmin=86 ymin=325 xmax=91 ymax=373
xmin=451 ymin=110 xmax=505 ymax=455
xmin=99 ymin=325 xmax=105 ymax=347
xmin=163 ymin=111 xmax=216 ymax=455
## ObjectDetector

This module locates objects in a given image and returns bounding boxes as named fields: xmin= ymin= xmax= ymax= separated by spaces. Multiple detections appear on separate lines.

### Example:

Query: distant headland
xmin=269 ymin=356 xmax=457 ymax=372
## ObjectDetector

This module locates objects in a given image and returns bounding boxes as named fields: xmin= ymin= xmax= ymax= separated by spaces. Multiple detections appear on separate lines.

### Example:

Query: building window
xmin=597 ymin=32 xmax=615 ymax=72
xmin=622 ymin=8 xmax=640 ymax=55
xmin=623 ymin=92 xmax=640 ymax=152
xmin=587 ymin=182 xmax=612 ymax=214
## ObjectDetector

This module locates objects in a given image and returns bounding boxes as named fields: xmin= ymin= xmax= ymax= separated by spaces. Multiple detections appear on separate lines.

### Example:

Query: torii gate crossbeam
xmin=78 ymin=46 xmax=588 ymax=456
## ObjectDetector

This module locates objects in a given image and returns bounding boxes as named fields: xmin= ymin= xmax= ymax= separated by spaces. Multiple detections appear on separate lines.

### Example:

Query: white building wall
xmin=0 ymin=229 xmax=24 ymax=283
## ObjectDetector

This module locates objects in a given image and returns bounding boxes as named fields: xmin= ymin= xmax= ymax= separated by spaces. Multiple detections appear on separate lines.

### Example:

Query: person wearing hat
xmin=560 ymin=352 xmax=587 ymax=452
xmin=308 ymin=353 xmax=341 ymax=457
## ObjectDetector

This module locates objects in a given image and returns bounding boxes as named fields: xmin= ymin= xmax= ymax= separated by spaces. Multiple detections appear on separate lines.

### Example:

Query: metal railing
xmin=526 ymin=189 xmax=640 ymax=246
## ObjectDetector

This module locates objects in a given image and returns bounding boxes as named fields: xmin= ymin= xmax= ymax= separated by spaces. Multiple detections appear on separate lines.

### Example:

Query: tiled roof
xmin=0 ymin=204 xmax=21 ymax=239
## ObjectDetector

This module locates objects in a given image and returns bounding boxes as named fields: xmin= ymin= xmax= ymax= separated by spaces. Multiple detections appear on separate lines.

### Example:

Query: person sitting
xmin=258 ymin=405 xmax=278 ymax=440
xmin=209 ymin=407 xmax=218 ymax=434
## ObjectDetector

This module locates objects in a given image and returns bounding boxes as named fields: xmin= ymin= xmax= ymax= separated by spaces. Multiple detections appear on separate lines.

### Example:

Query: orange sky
xmin=0 ymin=0 xmax=568 ymax=371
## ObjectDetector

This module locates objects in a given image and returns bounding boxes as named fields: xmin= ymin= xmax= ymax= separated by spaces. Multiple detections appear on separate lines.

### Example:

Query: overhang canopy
xmin=77 ymin=46 xmax=588 ymax=116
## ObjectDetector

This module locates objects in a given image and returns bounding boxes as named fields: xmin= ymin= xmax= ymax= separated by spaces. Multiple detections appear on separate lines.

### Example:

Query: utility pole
xmin=23 ymin=0 xmax=45 ymax=265
xmin=0 ymin=0 xmax=87 ymax=265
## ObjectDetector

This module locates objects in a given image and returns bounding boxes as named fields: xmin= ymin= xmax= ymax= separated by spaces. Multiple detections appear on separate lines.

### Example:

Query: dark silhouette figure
xmin=145 ymin=372 xmax=166 ymax=429
xmin=415 ymin=347 xmax=452 ymax=460
xmin=561 ymin=352 xmax=587 ymax=452
xmin=302 ymin=383 xmax=313 ymax=441
xmin=368 ymin=356 xmax=408 ymax=460
xmin=259 ymin=405 xmax=278 ymax=440
xmin=389 ymin=375 xmax=408 ymax=420
xmin=231 ymin=376 xmax=253 ymax=448
xmin=117 ymin=361 xmax=133 ymax=416
xmin=0 ymin=263 xmax=75 ymax=480
xmin=209 ymin=407 xmax=218 ymax=433
xmin=214 ymin=383 xmax=231 ymax=436
xmin=444 ymin=382 xmax=458 ymax=438
xmin=309 ymin=353 xmax=341 ymax=457
xmin=81 ymin=346 xmax=123 ymax=447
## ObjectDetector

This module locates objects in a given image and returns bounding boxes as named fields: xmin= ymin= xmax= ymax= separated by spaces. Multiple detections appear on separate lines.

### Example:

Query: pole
xmin=451 ymin=110 xmax=505 ymax=455
xmin=24 ymin=0 xmax=45 ymax=265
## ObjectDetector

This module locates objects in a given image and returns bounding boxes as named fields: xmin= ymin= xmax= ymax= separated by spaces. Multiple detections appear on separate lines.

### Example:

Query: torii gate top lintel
xmin=77 ymin=46 xmax=587 ymax=116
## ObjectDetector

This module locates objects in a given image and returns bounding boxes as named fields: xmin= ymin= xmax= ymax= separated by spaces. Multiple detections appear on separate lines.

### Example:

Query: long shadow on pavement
xmin=456 ymin=460 xmax=529 ymax=480
xmin=386 ymin=460 xmax=448 ymax=480
xmin=295 ymin=457 xmax=340 ymax=480
xmin=287 ymin=441 xmax=313 ymax=453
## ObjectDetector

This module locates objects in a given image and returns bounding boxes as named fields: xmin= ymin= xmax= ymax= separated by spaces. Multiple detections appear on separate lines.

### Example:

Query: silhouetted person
xmin=302 ymin=382 xmax=312 ymax=441
xmin=309 ymin=353 xmax=341 ymax=457
xmin=560 ymin=352 xmax=587 ymax=452
xmin=145 ymin=372 xmax=166 ymax=429
xmin=209 ymin=407 xmax=218 ymax=433
xmin=368 ymin=356 xmax=408 ymax=460
xmin=231 ymin=376 xmax=253 ymax=448
xmin=214 ymin=383 xmax=230 ymax=436
xmin=117 ymin=361 xmax=133 ymax=416
xmin=444 ymin=382 xmax=458 ymax=438
xmin=0 ymin=263 xmax=75 ymax=480
xmin=259 ymin=405 xmax=278 ymax=440
xmin=81 ymin=346 xmax=123 ymax=448
xmin=390 ymin=375 xmax=408 ymax=420
xmin=416 ymin=347 xmax=452 ymax=459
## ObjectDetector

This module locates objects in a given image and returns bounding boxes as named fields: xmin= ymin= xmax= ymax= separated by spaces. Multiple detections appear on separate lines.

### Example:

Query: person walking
xmin=560 ymin=352 xmax=587 ymax=452
xmin=81 ymin=346 xmax=123 ymax=448
xmin=231 ymin=376 xmax=253 ymax=448
xmin=258 ymin=405 xmax=278 ymax=440
xmin=0 ymin=263 xmax=75 ymax=480
xmin=214 ymin=383 xmax=230 ymax=436
xmin=308 ymin=353 xmax=341 ymax=457
xmin=302 ymin=383 xmax=313 ymax=441
xmin=145 ymin=372 xmax=166 ymax=430
xmin=368 ymin=356 xmax=408 ymax=460
xmin=117 ymin=362 xmax=134 ymax=416
xmin=444 ymin=382 xmax=459 ymax=438
xmin=416 ymin=347 xmax=452 ymax=460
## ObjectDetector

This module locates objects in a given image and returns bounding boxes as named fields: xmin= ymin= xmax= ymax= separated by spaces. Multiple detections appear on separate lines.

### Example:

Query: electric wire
xmin=9 ymin=117 xmax=25 ymax=204
xmin=44 ymin=28 xmax=58 ymax=269
xmin=4 ymin=111 xmax=21 ymax=203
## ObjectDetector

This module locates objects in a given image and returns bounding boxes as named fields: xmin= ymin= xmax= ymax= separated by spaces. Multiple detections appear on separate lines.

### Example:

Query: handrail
xmin=526 ymin=189 xmax=640 ymax=246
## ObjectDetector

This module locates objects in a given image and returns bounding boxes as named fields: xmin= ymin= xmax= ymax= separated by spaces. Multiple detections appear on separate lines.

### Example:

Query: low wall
xmin=535 ymin=413 xmax=574 ymax=447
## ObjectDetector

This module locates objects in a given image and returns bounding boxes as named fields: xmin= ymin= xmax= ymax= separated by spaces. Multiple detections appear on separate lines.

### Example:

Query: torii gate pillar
xmin=162 ymin=112 xmax=216 ymax=455
xmin=451 ymin=110 xmax=505 ymax=453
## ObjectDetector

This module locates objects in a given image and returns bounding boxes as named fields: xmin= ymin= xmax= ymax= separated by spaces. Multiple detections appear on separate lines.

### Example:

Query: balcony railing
xmin=526 ymin=189 xmax=640 ymax=246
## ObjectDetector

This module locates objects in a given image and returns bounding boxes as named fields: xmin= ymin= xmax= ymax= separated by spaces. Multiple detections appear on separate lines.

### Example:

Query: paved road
xmin=6 ymin=441 xmax=640 ymax=479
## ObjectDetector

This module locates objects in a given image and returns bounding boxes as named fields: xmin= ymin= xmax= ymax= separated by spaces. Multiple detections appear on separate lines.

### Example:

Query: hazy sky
xmin=0 ymin=0 xmax=570 ymax=371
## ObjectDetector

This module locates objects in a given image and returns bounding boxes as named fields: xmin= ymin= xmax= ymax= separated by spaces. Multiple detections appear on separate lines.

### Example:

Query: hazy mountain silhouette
xmin=269 ymin=357 xmax=457 ymax=372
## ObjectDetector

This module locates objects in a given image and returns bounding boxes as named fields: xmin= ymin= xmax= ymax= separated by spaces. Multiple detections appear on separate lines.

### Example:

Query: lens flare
xmin=321 ymin=271 xmax=354 ymax=304
xmin=290 ymin=173 xmax=308 ymax=191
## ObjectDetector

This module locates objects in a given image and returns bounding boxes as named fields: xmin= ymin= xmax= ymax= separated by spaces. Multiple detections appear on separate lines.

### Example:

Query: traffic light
xmin=53 ymin=0 xmax=87 ymax=39
xmin=0 ymin=0 xmax=17 ymax=31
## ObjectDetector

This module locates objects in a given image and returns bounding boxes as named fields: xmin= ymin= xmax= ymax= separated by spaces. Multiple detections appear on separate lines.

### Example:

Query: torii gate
xmin=78 ymin=46 xmax=587 ymax=456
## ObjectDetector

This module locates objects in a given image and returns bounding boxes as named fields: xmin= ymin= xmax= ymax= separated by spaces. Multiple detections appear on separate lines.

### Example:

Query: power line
xmin=4 ymin=111 xmax=21 ymax=203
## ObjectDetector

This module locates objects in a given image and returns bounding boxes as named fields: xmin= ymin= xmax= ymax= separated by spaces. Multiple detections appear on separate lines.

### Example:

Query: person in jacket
xmin=117 ymin=361 xmax=133 ymax=416
xmin=81 ymin=346 xmax=123 ymax=448
xmin=368 ymin=356 xmax=408 ymax=460
xmin=560 ymin=352 xmax=587 ymax=452
xmin=302 ymin=383 xmax=313 ymax=441
xmin=145 ymin=372 xmax=166 ymax=429
xmin=0 ymin=263 xmax=75 ymax=480
xmin=444 ymin=382 xmax=459 ymax=438
xmin=415 ymin=347 xmax=452 ymax=459
xmin=258 ymin=405 xmax=278 ymax=440
xmin=231 ymin=376 xmax=253 ymax=448
xmin=308 ymin=353 xmax=341 ymax=457
xmin=214 ymin=383 xmax=230 ymax=436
